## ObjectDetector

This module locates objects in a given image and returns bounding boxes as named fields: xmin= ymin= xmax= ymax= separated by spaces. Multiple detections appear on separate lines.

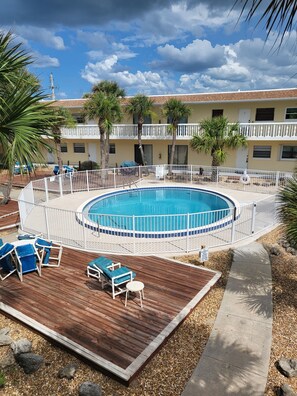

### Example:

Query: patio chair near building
xmin=34 ymin=237 xmax=63 ymax=267
xmin=0 ymin=243 xmax=16 ymax=281
xmin=87 ymin=256 xmax=136 ymax=299
xmin=15 ymin=244 xmax=41 ymax=282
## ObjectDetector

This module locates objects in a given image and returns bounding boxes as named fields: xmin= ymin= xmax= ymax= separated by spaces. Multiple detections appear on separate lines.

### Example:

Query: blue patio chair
xmin=101 ymin=265 xmax=136 ymax=299
xmin=34 ymin=237 xmax=63 ymax=267
xmin=0 ymin=243 xmax=16 ymax=281
xmin=15 ymin=244 xmax=41 ymax=282
xmin=86 ymin=256 xmax=119 ymax=280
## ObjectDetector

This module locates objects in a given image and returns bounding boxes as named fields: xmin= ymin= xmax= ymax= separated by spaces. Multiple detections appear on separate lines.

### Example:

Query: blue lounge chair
xmin=101 ymin=265 xmax=136 ymax=299
xmin=15 ymin=244 xmax=41 ymax=282
xmin=35 ymin=237 xmax=63 ymax=267
xmin=0 ymin=243 xmax=16 ymax=281
xmin=87 ymin=256 xmax=136 ymax=299
xmin=87 ymin=256 xmax=115 ymax=279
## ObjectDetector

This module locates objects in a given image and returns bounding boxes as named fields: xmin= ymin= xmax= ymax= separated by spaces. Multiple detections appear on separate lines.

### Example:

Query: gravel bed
xmin=0 ymin=226 xmax=296 ymax=395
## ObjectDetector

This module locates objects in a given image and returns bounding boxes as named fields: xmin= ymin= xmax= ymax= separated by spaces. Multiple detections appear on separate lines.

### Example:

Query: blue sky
xmin=1 ymin=0 xmax=297 ymax=99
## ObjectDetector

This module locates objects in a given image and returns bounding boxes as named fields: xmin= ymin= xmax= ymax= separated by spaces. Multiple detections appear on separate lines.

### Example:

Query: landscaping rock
xmin=277 ymin=358 xmax=297 ymax=377
xmin=277 ymin=384 xmax=297 ymax=396
xmin=286 ymin=247 xmax=297 ymax=256
xmin=11 ymin=338 xmax=32 ymax=356
xmin=57 ymin=362 xmax=78 ymax=379
xmin=16 ymin=352 xmax=44 ymax=374
xmin=269 ymin=244 xmax=281 ymax=256
xmin=0 ymin=330 xmax=13 ymax=346
xmin=79 ymin=381 xmax=102 ymax=396
xmin=0 ymin=349 xmax=15 ymax=368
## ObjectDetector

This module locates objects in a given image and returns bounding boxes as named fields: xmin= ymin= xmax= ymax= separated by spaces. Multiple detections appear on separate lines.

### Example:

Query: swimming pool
xmin=80 ymin=187 xmax=236 ymax=238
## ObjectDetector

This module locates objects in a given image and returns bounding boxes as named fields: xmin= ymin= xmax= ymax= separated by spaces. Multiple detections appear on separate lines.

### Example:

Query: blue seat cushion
xmin=0 ymin=243 xmax=15 ymax=273
xmin=102 ymin=266 xmax=136 ymax=284
xmin=16 ymin=244 xmax=37 ymax=273
xmin=88 ymin=256 xmax=113 ymax=270
xmin=35 ymin=238 xmax=52 ymax=265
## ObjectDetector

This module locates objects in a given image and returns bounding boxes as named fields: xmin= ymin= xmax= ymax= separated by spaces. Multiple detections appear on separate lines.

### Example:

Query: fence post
xmin=44 ymin=206 xmax=50 ymax=239
xmin=69 ymin=173 xmax=73 ymax=194
xmin=186 ymin=213 xmax=190 ymax=252
xmin=190 ymin=165 xmax=193 ymax=184
xmin=86 ymin=170 xmax=89 ymax=192
xmin=44 ymin=177 xmax=49 ymax=203
xmin=133 ymin=215 xmax=136 ymax=254
xmin=216 ymin=167 xmax=219 ymax=186
xmin=231 ymin=207 xmax=236 ymax=243
xmin=82 ymin=213 xmax=86 ymax=249
xmin=275 ymin=171 xmax=279 ymax=189
xmin=59 ymin=175 xmax=63 ymax=197
xmin=251 ymin=202 xmax=257 ymax=234
xmin=113 ymin=168 xmax=116 ymax=188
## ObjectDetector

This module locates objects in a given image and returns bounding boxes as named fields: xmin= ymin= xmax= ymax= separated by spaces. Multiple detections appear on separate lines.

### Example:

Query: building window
xmin=255 ymin=108 xmax=274 ymax=121
xmin=109 ymin=144 xmax=116 ymax=154
xmin=212 ymin=109 xmax=223 ymax=118
xmin=72 ymin=113 xmax=84 ymax=124
xmin=253 ymin=145 xmax=271 ymax=159
xmin=168 ymin=145 xmax=188 ymax=165
xmin=281 ymin=145 xmax=297 ymax=159
xmin=133 ymin=114 xmax=152 ymax=124
xmin=61 ymin=143 xmax=67 ymax=153
xmin=73 ymin=143 xmax=85 ymax=153
xmin=285 ymin=108 xmax=297 ymax=120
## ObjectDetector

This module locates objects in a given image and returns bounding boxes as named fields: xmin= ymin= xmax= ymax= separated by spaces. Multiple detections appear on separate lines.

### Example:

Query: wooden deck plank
xmin=0 ymin=247 xmax=220 ymax=383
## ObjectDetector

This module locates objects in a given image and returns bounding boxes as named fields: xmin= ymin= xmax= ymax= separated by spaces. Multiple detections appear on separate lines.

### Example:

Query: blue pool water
xmin=84 ymin=187 xmax=234 ymax=237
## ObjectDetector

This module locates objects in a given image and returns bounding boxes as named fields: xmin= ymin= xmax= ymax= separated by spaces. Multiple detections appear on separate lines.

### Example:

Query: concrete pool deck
xmin=19 ymin=180 xmax=276 ymax=256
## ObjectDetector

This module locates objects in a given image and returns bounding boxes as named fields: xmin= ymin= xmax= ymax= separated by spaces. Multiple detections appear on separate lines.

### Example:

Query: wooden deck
xmin=0 ymin=200 xmax=20 ymax=230
xmin=0 ymin=248 xmax=220 ymax=384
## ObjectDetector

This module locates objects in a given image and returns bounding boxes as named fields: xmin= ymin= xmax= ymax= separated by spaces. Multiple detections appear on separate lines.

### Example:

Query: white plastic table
xmin=125 ymin=281 xmax=145 ymax=308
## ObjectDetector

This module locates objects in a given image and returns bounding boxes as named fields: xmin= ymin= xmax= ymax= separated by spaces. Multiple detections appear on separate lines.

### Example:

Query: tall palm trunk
xmin=99 ymin=120 xmax=106 ymax=170
xmin=0 ymin=174 xmax=13 ymax=204
xmin=54 ymin=127 xmax=63 ymax=173
xmin=137 ymin=122 xmax=145 ymax=165
xmin=211 ymin=151 xmax=220 ymax=182
xmin=169 ymin=124 xmax=177 ymax=174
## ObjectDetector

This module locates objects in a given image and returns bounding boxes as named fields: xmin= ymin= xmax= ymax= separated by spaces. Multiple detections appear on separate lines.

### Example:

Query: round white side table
xmin=125 ymin=281 xmax=145 ymax=308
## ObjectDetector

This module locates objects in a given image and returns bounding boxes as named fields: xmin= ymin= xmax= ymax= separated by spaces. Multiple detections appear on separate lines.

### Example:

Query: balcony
xmin=61 ymin=122 xmax=297 ymax=141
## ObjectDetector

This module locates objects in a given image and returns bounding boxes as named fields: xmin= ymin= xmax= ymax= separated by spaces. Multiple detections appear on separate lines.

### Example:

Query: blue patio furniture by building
xmin=15 ymin=244 xmax=41 ymax=282
xmin=120 ymin=160 xmax=138 ymax=175
xmin=0 ymin=243 xmax=16 ymax=281
xmin=53 ymin=165 xmax=75 ymax=177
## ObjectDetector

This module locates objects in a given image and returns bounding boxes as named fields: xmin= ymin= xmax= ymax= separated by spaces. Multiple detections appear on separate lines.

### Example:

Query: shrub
xmin=0 ymin=372 xmax=5 ymax=388
xmin=80 ymin=161 xmax=99 ymax=171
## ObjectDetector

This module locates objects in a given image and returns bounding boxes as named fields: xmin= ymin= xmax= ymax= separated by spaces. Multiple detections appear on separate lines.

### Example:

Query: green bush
xmin=0 ymin=372 xmax=5 ymax=388
xmin=80 ymin=161 xmax=99 ymax=171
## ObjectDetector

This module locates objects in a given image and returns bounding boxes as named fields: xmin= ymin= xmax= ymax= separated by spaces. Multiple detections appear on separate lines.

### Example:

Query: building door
xmin=134 ymin=144 xmax=153 ymax=165
xmin=88 ymin=143 xmax=97 ymax=162
xmin=236 ymin=109 xmax=250 ymax=169
xmin=238 ymin=109 xmax=251 ymax=123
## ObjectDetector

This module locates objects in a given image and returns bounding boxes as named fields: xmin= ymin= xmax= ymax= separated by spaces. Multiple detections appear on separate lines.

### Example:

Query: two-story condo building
xmin=48 ymin=88 xmax=297 ymax=172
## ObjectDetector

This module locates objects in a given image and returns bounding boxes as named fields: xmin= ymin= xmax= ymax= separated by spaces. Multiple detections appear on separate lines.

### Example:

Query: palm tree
xmin=190 ymin=116 xmax=247 ymax=180
xmin=163 ymin=98 xmax=191 ymax=173
xmin=50 ymin=107 xmax=76 ymax=173
xmin=84 ymin=90 xmax=122 ymax=170
xmin=0 ymin=31 xmax=54 ymax=204
xmin=126 ymin=94 xmax=154 ymax=165
xmin=84 ymin=81 xmax=124 ymax=170
xmin=277 ymin=171 xmax=297 ymax=248
xmin=236 ymin=0 xmax=296 ymax=47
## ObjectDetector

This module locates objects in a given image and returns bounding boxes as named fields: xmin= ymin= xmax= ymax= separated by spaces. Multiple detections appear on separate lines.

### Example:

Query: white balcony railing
xmin=61 ymin=122 xmax=297 ymax=141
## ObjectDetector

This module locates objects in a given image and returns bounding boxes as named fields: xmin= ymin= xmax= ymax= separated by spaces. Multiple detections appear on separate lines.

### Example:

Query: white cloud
xmin=156 ymin=39 xmax=225 ymax=72
xmin=14 ymin=26 xmax=66 ymax=50
xmin=81 ymin=55 xmax=168 ymax=93
xmin=32 ymin=52 xmax=60 ymax=68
